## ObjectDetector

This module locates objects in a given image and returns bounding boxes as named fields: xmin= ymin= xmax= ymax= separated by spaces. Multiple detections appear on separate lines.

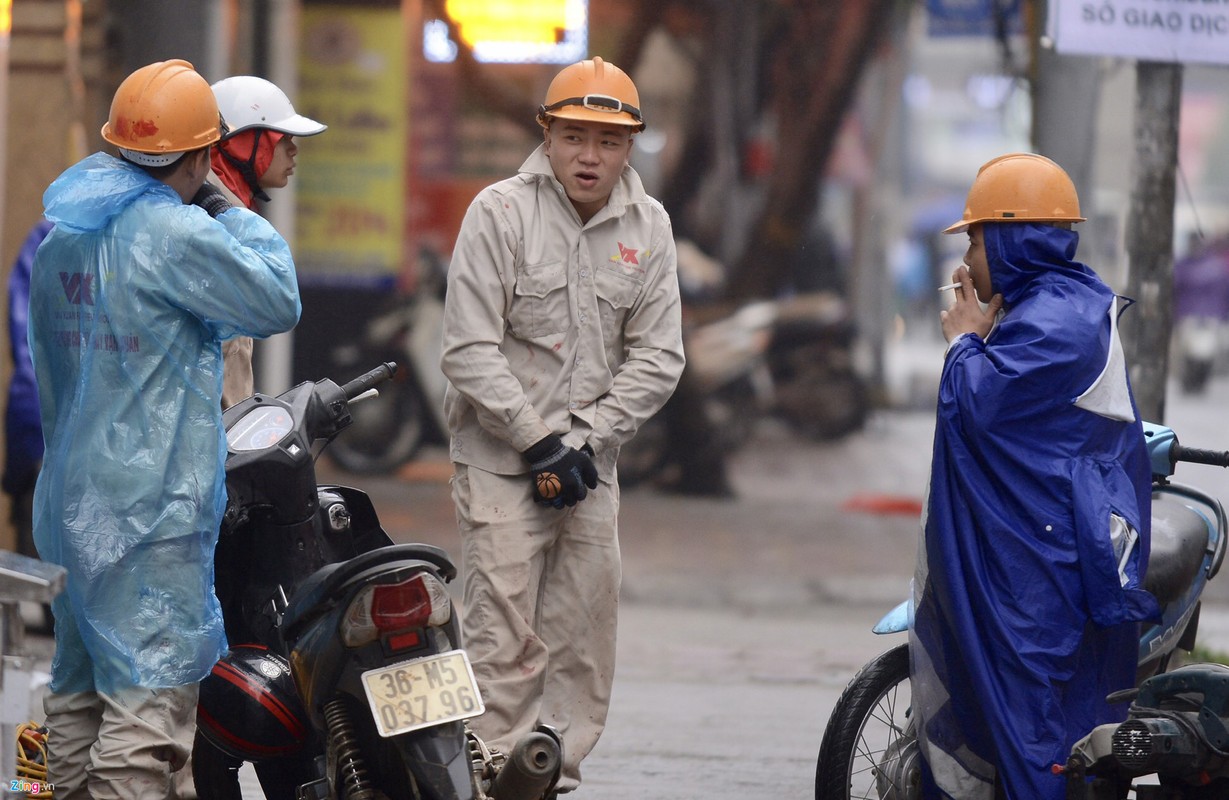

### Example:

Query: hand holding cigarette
xmin=938 ymin=266 xmax=1002 ymax=344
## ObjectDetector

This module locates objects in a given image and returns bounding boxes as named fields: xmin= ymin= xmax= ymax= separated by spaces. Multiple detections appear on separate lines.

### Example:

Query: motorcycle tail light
xmin=341 ymin=573 xmax=452 ymax=647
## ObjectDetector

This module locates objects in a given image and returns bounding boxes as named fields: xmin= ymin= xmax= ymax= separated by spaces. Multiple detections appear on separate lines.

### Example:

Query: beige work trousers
xmin=452 ymin=464 xmax=620 ymax=793
xmin=221 ymin=336 xmax=254 ymax=410
xmin=43 ymin=684 xmax=198 ymax=800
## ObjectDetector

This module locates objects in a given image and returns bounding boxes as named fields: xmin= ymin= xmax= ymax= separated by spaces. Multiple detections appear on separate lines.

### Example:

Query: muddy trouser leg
xmin=43 ymin=590 xmax=102 ymax=800
xmin=452 ymin=464 xmax=619 ymax=793
xmin=46 ymin=683 xmax=198 ymax=800
xmin=537 ymin=478 xmax=620 ymax=791
xmin=93 ymin=685 xmax=198 ymax=800
xmin=43 ymin=689 xmax=103 ymax=800
xmin=454 ymin=465 xmax=554 ymax=756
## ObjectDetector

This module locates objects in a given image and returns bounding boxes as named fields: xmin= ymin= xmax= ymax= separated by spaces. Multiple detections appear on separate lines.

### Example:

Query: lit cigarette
xmin=937 ymin=282 xmax=962 ymax=292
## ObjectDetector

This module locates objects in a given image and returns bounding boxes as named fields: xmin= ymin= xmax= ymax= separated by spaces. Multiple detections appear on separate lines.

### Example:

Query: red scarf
xmin=209 ymin=130 xmax=285 ymax=210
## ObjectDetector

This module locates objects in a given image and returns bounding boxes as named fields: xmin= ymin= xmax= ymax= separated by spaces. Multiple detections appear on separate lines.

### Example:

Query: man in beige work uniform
xmin=440 ymin=57 xmax=684 ymax=794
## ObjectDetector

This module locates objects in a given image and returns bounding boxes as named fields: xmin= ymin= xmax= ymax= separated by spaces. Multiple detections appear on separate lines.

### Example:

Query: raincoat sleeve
xmin=163 ymin=205 xmax=301 ymax=341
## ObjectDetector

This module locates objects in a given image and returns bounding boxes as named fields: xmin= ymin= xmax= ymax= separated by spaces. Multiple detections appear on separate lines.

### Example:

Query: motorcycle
xmin=619 ymin=291 xmax=868 ymax=487
xmin=1174 ymin=316 xmax=1221 ymax=396
xmin=326 ymin=289 xmax=449 ymax=475
xmin=1063 ymin=662 xmax=1229 ymax=798
xmin=767 ymin=292 xmax=867 ymax=441
xmin=813 ymin=422 xmax=1229 ymax=800
xmin=616 ymin=300 xmax=777 ymax=486
xmin=194 ymin=363 xmax=561 ymax=800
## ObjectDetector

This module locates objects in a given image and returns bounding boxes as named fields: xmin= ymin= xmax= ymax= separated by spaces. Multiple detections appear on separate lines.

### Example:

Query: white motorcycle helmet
xmin=212 ymin=75 xmax=326 ymax=139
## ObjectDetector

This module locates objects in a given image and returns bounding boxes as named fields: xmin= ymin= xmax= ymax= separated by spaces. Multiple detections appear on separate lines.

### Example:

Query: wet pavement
xmin=15 ymin=365 xmax=1229 ymax=797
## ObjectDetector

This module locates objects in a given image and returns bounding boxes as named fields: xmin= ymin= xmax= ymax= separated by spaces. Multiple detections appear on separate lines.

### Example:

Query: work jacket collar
xmin=518 ymin=143 xmax=646 ymax=226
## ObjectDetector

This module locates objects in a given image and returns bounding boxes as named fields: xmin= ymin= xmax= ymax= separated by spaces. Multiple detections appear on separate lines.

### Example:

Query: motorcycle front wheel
xmin=815 ymin=643 xmax=919 ymax=800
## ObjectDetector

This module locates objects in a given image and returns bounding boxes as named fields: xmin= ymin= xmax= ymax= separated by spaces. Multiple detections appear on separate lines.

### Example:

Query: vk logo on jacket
xmin=59 ymin=272 xmax=94 ymax=306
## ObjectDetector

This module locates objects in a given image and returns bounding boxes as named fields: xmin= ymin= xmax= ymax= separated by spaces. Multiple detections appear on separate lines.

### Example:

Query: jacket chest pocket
xmin=594 ymin=266 xmax=642 ymax=330
xmin=509 ymin=261 xmax=569 ymax=339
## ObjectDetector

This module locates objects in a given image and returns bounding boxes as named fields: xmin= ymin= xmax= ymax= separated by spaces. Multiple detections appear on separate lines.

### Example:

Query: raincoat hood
xmin=44 ymin=152 xmax=179 ymax=234
xmin=984 ymin=222 xmax=1111 ymax=308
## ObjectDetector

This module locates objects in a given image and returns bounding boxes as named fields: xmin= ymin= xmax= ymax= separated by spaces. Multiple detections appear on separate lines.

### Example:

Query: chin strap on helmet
xmin=219 ymin=130 xmax=272 ymax=204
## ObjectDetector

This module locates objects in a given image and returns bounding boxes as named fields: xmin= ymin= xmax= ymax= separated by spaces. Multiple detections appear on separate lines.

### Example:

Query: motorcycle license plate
xmin=361 ymin=650 xmax=484 ymax=738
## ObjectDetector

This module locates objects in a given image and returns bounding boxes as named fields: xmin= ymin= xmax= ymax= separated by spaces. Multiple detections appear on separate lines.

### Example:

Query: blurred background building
xmin=1 ymin=0 xmax=1228 ymax=526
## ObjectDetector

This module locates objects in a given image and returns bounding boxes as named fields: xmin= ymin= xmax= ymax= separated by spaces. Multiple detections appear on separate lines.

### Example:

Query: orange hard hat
xmin=102 ymin=59 xmax=222 ymax=165
xmin=943 ymin=153 xmax=1085 ymax=235
xmin=537 ymin=56 xmax=645 ymax=132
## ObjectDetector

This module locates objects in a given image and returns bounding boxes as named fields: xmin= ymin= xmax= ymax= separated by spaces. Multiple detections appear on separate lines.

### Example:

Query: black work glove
xmin=523 ymin=434 xmax=598 ymax=509
xmin=192 ymin=182 xmax=233 ymax=219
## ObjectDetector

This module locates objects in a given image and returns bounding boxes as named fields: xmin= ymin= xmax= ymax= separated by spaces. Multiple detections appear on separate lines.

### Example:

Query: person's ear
xmin=186 ymin=148 xmax=211 ymax=180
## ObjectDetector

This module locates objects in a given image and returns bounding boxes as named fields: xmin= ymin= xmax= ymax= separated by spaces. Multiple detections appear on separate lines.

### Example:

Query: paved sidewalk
xmin=16 ymin=373 xmax=1229 ymax=796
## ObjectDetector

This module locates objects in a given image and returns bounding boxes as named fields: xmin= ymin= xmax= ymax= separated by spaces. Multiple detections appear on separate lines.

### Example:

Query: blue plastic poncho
xmin=909 ymin=223 xmax=1159 ymax=800
xmin=30 ymin=152 xmax=301 ymax=695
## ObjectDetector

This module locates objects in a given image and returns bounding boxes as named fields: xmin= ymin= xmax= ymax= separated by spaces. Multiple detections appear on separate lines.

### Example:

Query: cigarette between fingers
xmin=937 ymin=282 xmax=962 ymax=292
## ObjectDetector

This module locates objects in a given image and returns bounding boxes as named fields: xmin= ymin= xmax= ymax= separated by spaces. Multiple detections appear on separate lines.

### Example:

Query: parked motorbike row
xmin=597 ymin=291 xmax=869 ymax=487
xmin=325 ymin=269 xmax=450 ymax=476
xmin=814 ymin=423 xmax=1229 ymax=800
xmin=319 ymin=236 xmax=869 ymax=480
xmin=193 ymin=363 xmax=560 ymax=800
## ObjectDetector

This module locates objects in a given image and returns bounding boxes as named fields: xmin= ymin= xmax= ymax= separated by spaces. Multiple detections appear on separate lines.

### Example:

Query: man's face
xmin=964 ymin=224 xmax=993 ymax=303
xmin=543 ymin=119 xmax=633 ymax=222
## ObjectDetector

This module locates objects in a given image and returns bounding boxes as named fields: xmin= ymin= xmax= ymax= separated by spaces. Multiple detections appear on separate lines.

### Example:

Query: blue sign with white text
xmin=927 ymin=0 xmax=1023 ymax=37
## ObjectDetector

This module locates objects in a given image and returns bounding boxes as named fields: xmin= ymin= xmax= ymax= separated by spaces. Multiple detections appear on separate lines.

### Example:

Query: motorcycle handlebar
xmin=1172 ymin=445 xmax=1229 ymax=469
xmin=341 ymin=362 xmax=398 ymax=401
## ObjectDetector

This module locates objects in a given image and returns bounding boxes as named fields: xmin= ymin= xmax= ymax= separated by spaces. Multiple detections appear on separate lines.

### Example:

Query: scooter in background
xmin=767 ymin=291 xmax=867 ymax=442
xmin=1175 ymin=316 xmax=1221 ymax=396
xmin=1172 ymin=237 xmax=1229 ymax=396
xmin=619 ymin=291 xmax=868 ymax=487
xmin=616 ymin=300 xmax=776 ymax=486
xmin=327 ymin=251 xmax=451 ymax=475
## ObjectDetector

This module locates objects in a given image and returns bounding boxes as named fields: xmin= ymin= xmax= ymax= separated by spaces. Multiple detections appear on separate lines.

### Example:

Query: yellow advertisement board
xmin=296 ymin=5 xmax=406 ymax=284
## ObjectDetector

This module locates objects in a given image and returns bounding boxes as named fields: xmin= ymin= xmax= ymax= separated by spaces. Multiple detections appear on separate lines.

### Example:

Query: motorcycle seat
xmin=281 ymin=543 xmax=456 ymax=640
xmin=1145 ymin=494 xmax=1211 ymax=605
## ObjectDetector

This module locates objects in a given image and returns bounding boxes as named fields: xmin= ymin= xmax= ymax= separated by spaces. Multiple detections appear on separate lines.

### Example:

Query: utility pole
xmin=1120 ymin=62 xmax=1182 ymax=424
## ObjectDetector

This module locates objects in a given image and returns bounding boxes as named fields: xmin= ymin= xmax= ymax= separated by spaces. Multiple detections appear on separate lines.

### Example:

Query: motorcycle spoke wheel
xmin=815 ymin=643 xmax=918 ymax=800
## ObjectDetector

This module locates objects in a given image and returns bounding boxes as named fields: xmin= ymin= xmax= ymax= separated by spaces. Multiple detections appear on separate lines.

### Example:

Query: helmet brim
xmin=942 ymin=214 xmax=1087 ymax=235
xmin=224 ymin=114 xmax=327 ymax=139
xmin=539 ymin=107 xmax=644 ymax=132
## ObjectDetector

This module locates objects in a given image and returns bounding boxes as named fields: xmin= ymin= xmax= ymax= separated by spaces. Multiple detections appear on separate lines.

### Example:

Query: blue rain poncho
xmin=30 ymin=152 xmax=301 ymax=695
xmin=909 ymin=223 xmax=1158 ymax=800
